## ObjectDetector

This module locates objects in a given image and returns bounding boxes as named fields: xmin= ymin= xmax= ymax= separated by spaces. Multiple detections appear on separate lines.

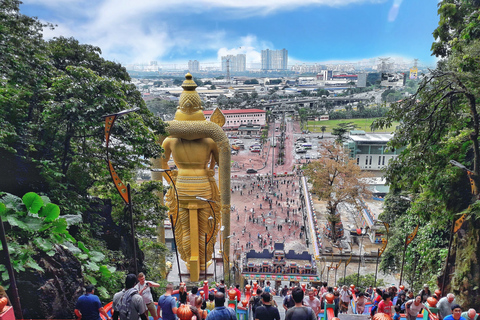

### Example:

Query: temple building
xmin=240 ymin=243 xmax=320 ymax=284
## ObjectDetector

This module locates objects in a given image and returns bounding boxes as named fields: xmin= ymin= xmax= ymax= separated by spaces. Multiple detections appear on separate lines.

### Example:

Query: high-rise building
xmin=357 ymin=73 xmax=367 ymax=87
xmin=236 ymin=54 xmax=246 ymax=72
xmin=221 ymin=54 xmax=246 ymax=72
xmin=261 ymin=49 xmax=288 ymax=70
xmin=188 ymin=60 xmax=200 ymax=72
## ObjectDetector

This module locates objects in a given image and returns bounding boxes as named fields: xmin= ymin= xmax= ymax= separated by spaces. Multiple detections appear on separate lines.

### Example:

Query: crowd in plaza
xmin=70 ymin=272 xmax=478 ymax=320
xmin=230 ymin=174 xmax=307 ymax=253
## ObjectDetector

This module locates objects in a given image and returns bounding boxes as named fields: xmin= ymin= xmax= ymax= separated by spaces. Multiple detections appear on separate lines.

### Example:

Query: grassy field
xmin=307 ymin=118 xmax=399 ymax=133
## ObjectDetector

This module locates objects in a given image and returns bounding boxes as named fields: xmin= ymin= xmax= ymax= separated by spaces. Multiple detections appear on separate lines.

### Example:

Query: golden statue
xmin=153 ymin=74 xmax=231 ymax=282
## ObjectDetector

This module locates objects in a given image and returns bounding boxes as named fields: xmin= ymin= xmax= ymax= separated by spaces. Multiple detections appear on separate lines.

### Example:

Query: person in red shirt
xmin=378 ymin=293 xmax=393 ymax=317
xmin=234 ymin=284 xmax=242 ymax=302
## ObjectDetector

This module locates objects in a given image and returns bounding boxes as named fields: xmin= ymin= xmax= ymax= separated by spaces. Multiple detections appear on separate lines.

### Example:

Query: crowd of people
xmin=73 ymin=273 xmax=478 ymax=320
xmin=230 ymin=175 xmax=306 ymax=254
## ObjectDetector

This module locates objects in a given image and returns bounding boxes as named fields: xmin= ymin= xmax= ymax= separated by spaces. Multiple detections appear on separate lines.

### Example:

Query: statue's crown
xmin=175 ymin=73 xmax=205 ymax=121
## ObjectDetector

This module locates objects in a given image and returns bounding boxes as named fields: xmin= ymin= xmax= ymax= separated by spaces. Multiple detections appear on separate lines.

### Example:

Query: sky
xmin=20 ymin=0 xmax=440 ymax=67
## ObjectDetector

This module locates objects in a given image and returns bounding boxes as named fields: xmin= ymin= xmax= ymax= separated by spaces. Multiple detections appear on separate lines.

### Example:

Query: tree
xmin=210 ymin=84 xmax=216 ymax=90
xmin=0 ymin=2 xmax=167 ymax=309
xmin=244 ymin=79 xmax=259 ymax=85
xmin=145 ymin=98 xmax=177 ymax=120
xmin=298 ymin=108 xmax=308 ymax=131
xmin=217 ymin=94 xmax=229 ymax=107
xmin=321 ymin=126 xmax=327 ymax=138
xmin=304 ymin=141 xmax=372 ymax=242
xmin=332 ymin=122 xmax=357 ymax=143
xmin=338 ymin=273 xmax=385 ymax=291
xmin=370 ymin=1 xmax=480 ymax=306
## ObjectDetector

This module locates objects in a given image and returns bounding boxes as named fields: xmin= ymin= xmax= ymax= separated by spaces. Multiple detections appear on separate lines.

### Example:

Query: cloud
xmin=217 ymin=35 xmax=273 ymax=64
xmin=388 ymin=0 xmax=403 ymax=22
xmin=27 ymin=0 xmax=388 ymax=64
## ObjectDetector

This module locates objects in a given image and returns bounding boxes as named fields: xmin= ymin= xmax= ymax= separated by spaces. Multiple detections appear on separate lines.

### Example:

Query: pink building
xmin=203 ymin=108 xmax=266 ymax=131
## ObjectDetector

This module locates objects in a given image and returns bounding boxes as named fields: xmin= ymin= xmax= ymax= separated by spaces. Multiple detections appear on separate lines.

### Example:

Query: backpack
xmin=264 ymin=286 xmax=271 ymax=293
xmin=252 ymin=296 xmax=262 ymax=314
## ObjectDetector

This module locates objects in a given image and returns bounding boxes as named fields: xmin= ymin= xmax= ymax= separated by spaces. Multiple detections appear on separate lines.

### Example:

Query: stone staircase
xmin=339 ymin=314 xmax=370 ymax=320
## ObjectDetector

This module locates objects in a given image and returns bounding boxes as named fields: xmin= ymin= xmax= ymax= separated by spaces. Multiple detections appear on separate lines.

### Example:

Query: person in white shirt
xmin=135 ymin=273 xmax=160 ymax=320
xmin=339 ymin=286 xmax=352 ymax=314
xmin=304 ymin=289 xmax=322 ymax=318
xmin=405 ymin=295 xmax=424 ymax=320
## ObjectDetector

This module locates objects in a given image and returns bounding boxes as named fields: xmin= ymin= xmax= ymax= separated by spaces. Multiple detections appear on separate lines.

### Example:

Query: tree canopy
xmin=371 ymin=0 xmax=480 ymax=306
xmin=305 ymin=141 xmax=372 ymax=242
xmin=0 ymin=0 xmax=168 ymax=305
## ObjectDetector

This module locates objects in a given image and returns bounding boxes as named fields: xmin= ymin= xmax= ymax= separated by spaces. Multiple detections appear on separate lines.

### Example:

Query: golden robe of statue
xmin=159 ymin=74 xmax=230 ymax=281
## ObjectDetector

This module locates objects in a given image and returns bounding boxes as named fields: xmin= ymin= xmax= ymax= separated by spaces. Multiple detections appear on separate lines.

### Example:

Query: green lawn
xmin=307 ymin=118 xmax=399 ymax=133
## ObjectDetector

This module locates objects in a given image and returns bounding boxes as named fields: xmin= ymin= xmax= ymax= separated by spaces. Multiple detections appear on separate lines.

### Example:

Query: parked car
xmin=246 ymin=168 xmax=257 ymax=174
xmin=251 ymin=148 xmax=261 ymax=153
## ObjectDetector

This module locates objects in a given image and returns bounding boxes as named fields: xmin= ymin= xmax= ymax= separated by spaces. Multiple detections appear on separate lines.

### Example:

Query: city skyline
xmin=21 ymin=0 xmax=440 ymax=67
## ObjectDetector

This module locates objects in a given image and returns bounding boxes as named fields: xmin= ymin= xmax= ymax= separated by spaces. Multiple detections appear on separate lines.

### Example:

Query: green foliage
xmin=338 ymin=273 xmax=385 ymax=292
xmin=328 ymin=106 xmax=389 ymax=120
xmin=0 ymin=192 xmax=127 ymax=300
xmin=146 ymin=98 xmax=177 ymax=119
xmin=0 ymin=1 xmax=168 ymax=301
xmin=332 ymin=122 xmax=358 ymax=143
xmin=338 ymin=273 xmax=385 ymax=291
xmin=432 ymin=1 xmax=480 ymax=58
xmin=244 ymin=79 xmax=259 ymax=85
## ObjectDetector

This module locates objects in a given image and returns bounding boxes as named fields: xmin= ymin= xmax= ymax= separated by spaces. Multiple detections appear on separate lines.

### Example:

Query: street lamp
xmin=222 ymin=235 xmax=234 ymax=285
xmin=356 ymin=227 xmax=368 ymax=288
xmin=196 ymin=197 xmax=217 ymax=281
xmin=151 ymin=168 xmax=182 ymax=282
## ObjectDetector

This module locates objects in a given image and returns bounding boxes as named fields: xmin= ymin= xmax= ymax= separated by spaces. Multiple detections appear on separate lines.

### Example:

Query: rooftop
xmin=203 ymin=108 xmax=266 ymax=115
xmin=348 ymin=133 xmax=393 ymax=143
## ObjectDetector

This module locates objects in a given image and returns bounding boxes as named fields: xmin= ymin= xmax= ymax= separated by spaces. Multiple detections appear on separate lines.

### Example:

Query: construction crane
xmin=377 ymin=57 xmax=392 ymax=73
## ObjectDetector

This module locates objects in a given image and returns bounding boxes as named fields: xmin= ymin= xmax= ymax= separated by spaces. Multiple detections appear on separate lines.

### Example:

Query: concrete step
xmin=338 ymin=314 xmax=370 ymax=320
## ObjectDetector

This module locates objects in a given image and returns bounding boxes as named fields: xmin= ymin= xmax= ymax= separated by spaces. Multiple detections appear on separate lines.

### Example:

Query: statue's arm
xmin=209 ymin=140 xmax=220 ymax=170
xmin=161 ymin=138 xmax=173 ymax=180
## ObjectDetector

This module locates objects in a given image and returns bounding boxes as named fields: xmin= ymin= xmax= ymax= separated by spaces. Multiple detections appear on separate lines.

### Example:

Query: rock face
xmin=16 ymin=245 xmax=83 ymax=319
xmin=447 ymin=218 xmax=480 ymax=310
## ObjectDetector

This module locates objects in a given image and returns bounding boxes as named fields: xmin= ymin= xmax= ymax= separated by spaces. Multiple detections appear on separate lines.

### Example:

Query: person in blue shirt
xmin=205 ymin=292 xmax=236 ymax=320
xmin=444 ymin=304 xmax=467 ymax=320
xmin=75 ymin=285 xmax=111 ymax=320
xmin=157 ymin=283 xmax=178 ymax=320
xmin=393 ymin=306 xmax=401 ymax=320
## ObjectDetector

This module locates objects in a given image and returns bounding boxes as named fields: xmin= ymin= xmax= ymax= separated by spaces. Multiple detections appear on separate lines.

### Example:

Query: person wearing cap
xmin=438 ymin=294 xmax=456 ymax=320
xmin=461 ymin=309 xmax=478 ymax=320
xmin=418 ymin=284 xmax=432 ymax=303
xmin=443 ymin=304 xmax=466 ymax=320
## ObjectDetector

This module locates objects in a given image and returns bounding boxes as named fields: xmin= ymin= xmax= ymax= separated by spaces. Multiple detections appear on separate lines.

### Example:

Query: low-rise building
xmin=203 ymin=108 xmax=266 ymax=131
xmin=344 ymin=131 xmax=401 ymax=171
